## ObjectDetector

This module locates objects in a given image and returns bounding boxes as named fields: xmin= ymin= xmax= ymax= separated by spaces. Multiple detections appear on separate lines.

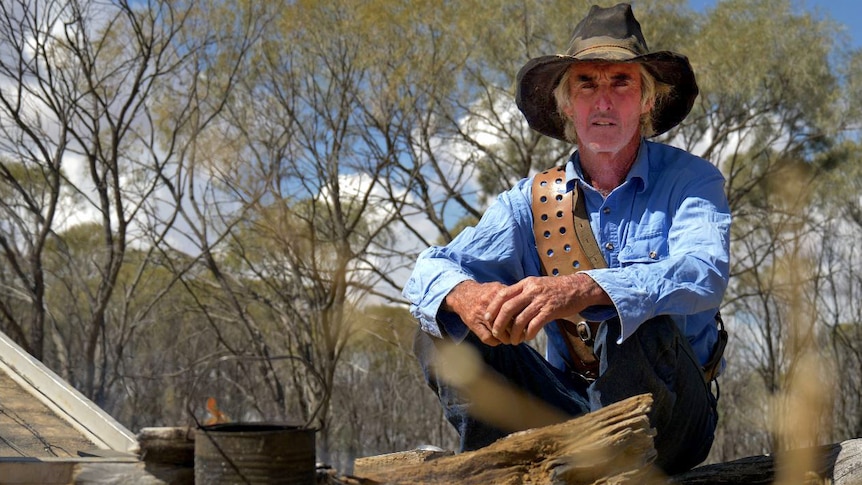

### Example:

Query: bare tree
xmin=0 ymin=0 xmax=264 ymax=408
xmin=163 ymin=0 xmax=425 ymax=463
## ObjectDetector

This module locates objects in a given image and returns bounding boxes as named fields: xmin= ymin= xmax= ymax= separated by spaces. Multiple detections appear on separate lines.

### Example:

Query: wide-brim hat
xmin=515 ymin=3 xmax=698 ymax=141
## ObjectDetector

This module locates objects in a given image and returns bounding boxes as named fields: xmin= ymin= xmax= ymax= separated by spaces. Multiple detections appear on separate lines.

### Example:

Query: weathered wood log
xmin=353 ymin=448 xmax=454 ymax=479
xmin=133 ymin=427 xmax=195 ymax=466
xmin=353 ymin=393 xmax=661 ymax=485
xmin=673 ymin=438 xmax=862 ymax=485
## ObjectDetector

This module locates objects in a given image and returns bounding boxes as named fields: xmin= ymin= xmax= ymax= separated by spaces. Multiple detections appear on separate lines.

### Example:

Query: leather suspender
xmin=531 ymin=166 xmax=606 ymax=381
xmin=533 ymin=166 xmax=605 ymax=274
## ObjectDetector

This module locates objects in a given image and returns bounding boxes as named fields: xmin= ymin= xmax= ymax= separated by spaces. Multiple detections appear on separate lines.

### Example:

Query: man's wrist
xmin=442 ymin=280 xmax=479 ymax=315
xmin=572 ymin=272 xmax=612 ymax=308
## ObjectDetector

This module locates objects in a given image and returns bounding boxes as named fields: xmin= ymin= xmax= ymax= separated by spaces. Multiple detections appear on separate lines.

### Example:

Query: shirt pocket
xmin=618 ymin=223 xmax=668 ymax=265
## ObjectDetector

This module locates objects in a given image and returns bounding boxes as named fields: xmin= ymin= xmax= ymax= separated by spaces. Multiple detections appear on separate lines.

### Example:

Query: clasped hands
xmin=443 ymin=273 xmax=607 ymax=346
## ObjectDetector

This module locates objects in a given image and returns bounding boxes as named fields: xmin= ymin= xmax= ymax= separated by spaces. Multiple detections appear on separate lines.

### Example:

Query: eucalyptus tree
xmin=3 ymin=0 xmax=859 ymax=467
xmin=172 ymin=0 xmax=443 ymax=461
xmin=679 ymin=0 xmax=859 ymax=459
xmin=0 ymin=0 xmax=265 ymax=406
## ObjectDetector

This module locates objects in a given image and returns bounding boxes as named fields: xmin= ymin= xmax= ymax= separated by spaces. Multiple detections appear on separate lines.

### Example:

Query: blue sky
xmin=689 ymin=0 xmax=862 ymax=48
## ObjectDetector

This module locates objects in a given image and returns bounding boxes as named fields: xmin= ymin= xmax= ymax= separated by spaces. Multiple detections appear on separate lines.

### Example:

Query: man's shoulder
xmin=645 ymin=140 xmax=706 ymax=164
xmin=645 ymin=141 xmax=722 ymax=178
xmin=482 ymin=176 xmax=535 ymax=224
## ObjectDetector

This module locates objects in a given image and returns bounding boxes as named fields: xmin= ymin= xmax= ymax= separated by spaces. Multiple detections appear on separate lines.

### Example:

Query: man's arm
xmin=402 ymin=178 xmax=540 ymax=341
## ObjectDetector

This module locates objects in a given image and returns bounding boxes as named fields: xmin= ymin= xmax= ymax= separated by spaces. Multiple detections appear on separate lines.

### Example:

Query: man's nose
xmin=595 ymin=87 xmax=613 ymax=110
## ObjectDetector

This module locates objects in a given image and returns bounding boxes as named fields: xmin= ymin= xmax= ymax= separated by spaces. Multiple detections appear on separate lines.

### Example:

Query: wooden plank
xmin=353 ymin=448 xmax=453 ymax=478
xmin=74 ymin=461 xmax=193 ymax=485
xmin=0 ymin=457 xmax=192 ymax=485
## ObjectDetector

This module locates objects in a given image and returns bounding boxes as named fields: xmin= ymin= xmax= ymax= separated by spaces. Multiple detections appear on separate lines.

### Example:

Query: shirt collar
xmin=565 ymin=139 xmax=650 ymax=193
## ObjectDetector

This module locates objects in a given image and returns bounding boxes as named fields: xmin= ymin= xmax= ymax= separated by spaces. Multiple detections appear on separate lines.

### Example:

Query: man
xmin=403 ymin=3 xmax=730 ymax=474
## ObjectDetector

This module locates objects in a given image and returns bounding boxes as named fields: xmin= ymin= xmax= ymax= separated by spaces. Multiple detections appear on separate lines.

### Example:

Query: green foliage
xmin=844 ymin=51 xmax=862 ymax=127
xmin=693 ymin=0 xmax=837 ymax=126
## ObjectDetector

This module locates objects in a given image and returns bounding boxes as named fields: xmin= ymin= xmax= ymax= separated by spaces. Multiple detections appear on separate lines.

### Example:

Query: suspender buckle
xmin=576 ymin=320 xmax=594 ymax=345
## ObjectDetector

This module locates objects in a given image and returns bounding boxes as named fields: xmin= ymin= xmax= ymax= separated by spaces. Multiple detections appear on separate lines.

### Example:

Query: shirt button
xmin=605 ymin=242 xmax=614 ymax=251
xmin=649 ymin=251 xmax=658 ymax=259
xmin=602 ymin=207 xmax=611 ymax=214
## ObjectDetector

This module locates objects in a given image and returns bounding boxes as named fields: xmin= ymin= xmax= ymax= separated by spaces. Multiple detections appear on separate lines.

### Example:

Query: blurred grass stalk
xmin=773 ymin=237 xmax=834 ymax=484
xmin=434 ymin=341 xmax=571 ymax=433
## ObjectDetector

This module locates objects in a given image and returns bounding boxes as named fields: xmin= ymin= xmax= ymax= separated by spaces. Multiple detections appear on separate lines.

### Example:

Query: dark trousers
xmin=413 ymin=316 xmax=717 ymax=474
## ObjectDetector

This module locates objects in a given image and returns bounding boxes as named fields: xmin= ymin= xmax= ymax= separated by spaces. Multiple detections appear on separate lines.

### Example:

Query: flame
xmin=204 ymin=397 xmax=230 ymax=425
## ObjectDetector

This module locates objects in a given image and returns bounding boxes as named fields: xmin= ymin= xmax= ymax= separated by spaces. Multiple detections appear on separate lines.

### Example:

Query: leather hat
xmin=515 ymin=3 xmax=698 ymax=140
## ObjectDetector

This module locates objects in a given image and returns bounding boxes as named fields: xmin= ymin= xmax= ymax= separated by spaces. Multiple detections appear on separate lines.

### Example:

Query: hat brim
xmin=515 ymin=51 xmax=698 ymax=141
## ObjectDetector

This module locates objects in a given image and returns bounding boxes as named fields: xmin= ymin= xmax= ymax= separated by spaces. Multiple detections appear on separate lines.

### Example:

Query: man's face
xmin=561 ymin=62 xmax=651 ymax=157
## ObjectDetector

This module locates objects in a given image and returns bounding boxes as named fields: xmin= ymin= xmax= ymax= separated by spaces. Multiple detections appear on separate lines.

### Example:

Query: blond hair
xmin=552 ymin=63 xmax=671 ymax=143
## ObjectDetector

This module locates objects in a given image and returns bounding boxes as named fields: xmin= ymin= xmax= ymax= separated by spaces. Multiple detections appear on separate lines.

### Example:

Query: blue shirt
xmin=402 ymin=140 xmax=731 ymax=371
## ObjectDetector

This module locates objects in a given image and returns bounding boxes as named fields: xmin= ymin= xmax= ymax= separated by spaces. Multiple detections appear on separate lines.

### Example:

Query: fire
xmin=204 ymin=397 xmax=230 ymax=425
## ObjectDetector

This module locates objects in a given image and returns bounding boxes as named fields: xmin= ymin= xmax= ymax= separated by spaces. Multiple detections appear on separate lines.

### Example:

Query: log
xmin=352 ymin=389 xmax=862 ymax=485
xmin=133 ymin=427 xmax=195 ymax=467
xmin=673 ymin=438 xmax=862 ymax=485
xmin=126 ymin=415 xmax=862 ymax=485
xmin=353 ymin=447 xmax=453 ymax=478
xmin=353 ymin=393 xmax=662 ymax=485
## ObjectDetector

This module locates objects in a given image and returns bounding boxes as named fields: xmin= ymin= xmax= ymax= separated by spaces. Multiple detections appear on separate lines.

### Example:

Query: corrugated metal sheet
xmin=0 ymin=331 xmax=136 ymax=456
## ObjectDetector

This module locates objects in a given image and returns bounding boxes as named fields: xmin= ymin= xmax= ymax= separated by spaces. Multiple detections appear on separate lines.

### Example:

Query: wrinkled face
xmin=561 ymin=62 xmax=652 ymax=157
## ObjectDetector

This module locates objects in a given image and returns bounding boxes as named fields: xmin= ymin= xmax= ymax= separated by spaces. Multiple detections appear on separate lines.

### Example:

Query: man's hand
xmin=484 ymin=273 xmax=611 ymax=345
xmin=442 ymin=280 xmax=508 ymax=346
xmin=443 ymin=274 xmax=611 ymax=346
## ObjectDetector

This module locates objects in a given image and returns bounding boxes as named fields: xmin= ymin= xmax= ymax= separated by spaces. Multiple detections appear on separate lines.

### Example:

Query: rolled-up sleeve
xmin=401 ymin=246 xmax=474 ymax=339
xmin=402 ymin=179 xmax=540 ymax=340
